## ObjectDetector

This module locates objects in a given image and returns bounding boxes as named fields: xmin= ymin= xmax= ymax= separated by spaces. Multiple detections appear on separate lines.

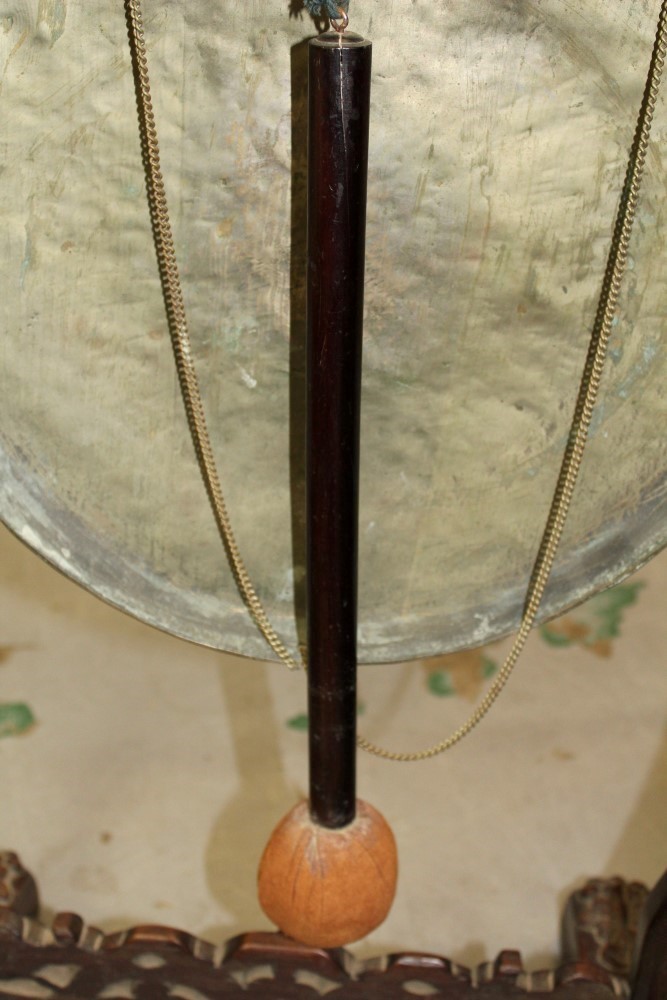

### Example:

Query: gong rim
xmin=2 ymin=449 xmax=665 ymax=663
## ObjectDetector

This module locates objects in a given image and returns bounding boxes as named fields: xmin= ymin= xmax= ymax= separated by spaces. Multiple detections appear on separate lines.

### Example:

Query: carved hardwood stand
xmin=3 ymin=851 xmax=667 ymax=998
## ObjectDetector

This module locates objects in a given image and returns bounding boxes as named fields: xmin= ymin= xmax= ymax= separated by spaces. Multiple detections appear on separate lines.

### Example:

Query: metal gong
xmin=1 ymin=0 xmax=665 ymax=663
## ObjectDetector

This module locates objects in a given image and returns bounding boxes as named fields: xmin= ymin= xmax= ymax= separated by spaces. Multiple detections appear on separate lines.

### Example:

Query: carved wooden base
xmin=0 ymin=850 xmax=661 ymax=999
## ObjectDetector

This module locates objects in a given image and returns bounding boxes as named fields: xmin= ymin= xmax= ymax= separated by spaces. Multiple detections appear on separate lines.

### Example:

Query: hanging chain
xmin=124 ymin=0 xmax=300 ymax=670
xmin=124 ymin=0 xmax=667 ymax=759
xmin=358 ymin=0 xmax=667 ymax=761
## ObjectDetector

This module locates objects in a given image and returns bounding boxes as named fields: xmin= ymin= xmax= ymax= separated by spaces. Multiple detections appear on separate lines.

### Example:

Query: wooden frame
xmin=4 ymin=850 xmax=666 ymax=998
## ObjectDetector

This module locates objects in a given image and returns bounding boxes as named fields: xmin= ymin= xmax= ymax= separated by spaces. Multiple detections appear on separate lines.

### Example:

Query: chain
xmin=124 ymin=0 xmax=301 ymax=670
xmin=124 ymin=0 xmax=667 ymax=760
xmin=358 ymin=0 xmax=667 ymax=760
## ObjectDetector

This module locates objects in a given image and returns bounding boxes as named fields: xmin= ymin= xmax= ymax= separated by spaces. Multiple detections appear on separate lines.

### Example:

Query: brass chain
xmin=125 ymin=0 xmax=300 ymax=671
xmin=125 ymin=0 xmax=666 ymax=761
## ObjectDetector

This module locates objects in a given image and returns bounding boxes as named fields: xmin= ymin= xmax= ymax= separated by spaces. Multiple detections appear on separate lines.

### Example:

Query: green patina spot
xmin=287 ymin=713 xmax=309 ymax=731
xmin=427 ymin=655 xmax=497 ymax=698
xmin=540 ymin=628 xmax=574 ymax=648
xmin=0 ymin=703 xmax=36 ymax=739
xmin=482 ymin=656 xmax=497 ymax=679
xmin=427 ymin=671 xmax=455 ymax=697
xmin=304 ymin=0 xmax=350 ymax=18
xmin=540 ymin=581 xmax=645 ymax=651
xmin=589 ymin=582 xmax=645 ymax=641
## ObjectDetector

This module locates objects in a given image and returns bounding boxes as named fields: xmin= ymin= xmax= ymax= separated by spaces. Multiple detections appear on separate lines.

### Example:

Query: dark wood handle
xmin=306 ymin=31 xmax=372 ymax=829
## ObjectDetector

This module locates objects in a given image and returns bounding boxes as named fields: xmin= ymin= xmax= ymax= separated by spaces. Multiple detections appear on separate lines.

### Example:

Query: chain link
xmin=124 ymin=0 xmax=667 ymax=760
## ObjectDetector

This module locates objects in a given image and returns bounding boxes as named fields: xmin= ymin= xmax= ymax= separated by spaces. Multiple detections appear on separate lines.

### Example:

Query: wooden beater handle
xmin=306 ymin=30 xmax=372 ymax=829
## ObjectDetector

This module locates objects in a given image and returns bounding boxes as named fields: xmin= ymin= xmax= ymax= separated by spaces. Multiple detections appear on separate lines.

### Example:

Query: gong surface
xmin=1 ymin=0 xmax=665 ymax=663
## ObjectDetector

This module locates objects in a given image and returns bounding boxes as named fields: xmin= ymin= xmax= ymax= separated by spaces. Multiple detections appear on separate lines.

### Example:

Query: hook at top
xmin=303 ymin=0 xmax=350 ymax=29
xmin=330 ymin=6 xmax=349 ymax=31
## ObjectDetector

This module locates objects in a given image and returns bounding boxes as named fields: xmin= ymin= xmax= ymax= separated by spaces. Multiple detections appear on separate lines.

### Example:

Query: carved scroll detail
xmin=0 ymin=852 xmax=38 ymax=918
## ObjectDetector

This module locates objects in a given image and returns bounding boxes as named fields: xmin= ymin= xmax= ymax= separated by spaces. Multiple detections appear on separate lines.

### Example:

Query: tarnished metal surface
xmin=1 ymin=1 xmax=665 ymax=662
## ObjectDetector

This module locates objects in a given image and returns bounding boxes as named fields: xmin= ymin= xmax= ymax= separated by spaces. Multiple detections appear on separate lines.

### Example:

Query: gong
xmin=1 ymin=0 xmax=665 ymax=663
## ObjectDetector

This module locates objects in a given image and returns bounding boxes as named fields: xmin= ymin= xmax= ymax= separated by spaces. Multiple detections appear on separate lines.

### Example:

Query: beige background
xmin=1 ymin=523 xmax=666 ymax=969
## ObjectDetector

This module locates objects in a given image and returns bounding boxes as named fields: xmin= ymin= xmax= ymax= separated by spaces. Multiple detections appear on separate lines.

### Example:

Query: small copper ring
xmin=330 ymin=7 xmax=349 ymax=31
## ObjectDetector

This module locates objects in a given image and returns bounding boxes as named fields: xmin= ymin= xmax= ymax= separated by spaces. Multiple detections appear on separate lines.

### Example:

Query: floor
xmin=1 ymin=523 xmax=666 ymax=970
